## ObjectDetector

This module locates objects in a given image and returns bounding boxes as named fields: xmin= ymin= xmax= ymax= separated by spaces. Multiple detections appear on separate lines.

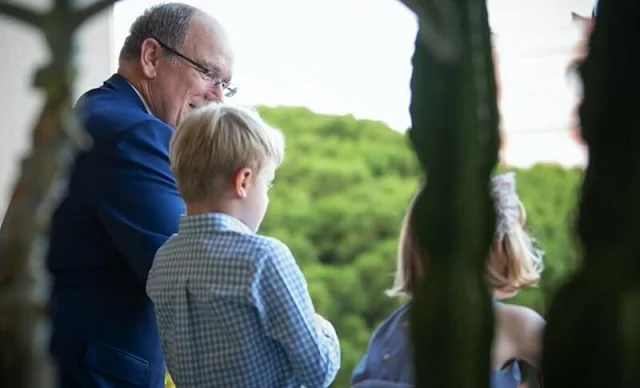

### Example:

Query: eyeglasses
xmin=154 ymin=38 xmax=237 ymax=97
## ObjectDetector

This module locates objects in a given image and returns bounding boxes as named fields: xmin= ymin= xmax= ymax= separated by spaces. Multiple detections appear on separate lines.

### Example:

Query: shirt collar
xmin=178 ymin=213 xmax=253 ymax=235
xmin=127 ymin=81 xmax=154 ymax=116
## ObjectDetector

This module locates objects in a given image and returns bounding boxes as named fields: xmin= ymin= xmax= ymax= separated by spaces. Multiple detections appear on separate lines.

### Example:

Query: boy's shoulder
xmin=163 ymin=230 xmax=293 ymax=259
xmin=255 ymin=234 xmax=292 ymax=254
xmin=153 ymin=233 xmax=180 ymax=258
xmin=151 ymin=231 xmax=297 ymax=277
xmin=245 ymin=234 xmax=296 ymax=266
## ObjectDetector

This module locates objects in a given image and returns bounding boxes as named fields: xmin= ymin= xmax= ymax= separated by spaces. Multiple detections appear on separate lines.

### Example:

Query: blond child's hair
xmin=387 ymin=172 xmax=544 ymax=298
xmin=170 ymin=103 xmax=285 ymax=203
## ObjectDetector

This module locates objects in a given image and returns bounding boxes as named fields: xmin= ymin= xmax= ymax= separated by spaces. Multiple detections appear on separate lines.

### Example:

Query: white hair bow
xmin=491 ymin=172 xmax=521 ymax=235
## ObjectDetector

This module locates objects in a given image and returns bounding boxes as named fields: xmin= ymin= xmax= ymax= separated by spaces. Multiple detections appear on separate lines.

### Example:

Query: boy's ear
xmin=233 ymin=168 xmax=253 ymax=199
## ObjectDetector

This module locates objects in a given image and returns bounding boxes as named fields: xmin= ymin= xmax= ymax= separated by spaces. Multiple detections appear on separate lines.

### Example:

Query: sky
xmin=112 ymin=0 xmax=597 ymax=167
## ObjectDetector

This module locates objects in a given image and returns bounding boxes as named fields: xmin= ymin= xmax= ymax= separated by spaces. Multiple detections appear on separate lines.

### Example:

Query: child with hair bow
xmin=352 ymin=172 xmax=545 ymax=388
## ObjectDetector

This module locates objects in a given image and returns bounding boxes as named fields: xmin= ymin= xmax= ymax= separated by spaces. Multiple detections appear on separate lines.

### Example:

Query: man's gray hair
xmin=119 ymin=3 xmax=199 ymax=62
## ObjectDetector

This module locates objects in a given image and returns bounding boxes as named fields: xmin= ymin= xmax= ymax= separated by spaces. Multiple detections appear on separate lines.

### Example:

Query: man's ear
xmin=233 ymin=168 xmax=253 ymax=199
xmin=139 ymin=38 xmax=162 ymax=79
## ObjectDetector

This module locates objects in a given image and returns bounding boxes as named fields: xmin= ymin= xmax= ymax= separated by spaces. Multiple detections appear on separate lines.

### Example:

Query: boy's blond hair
xmin=387 ymin=172 xmax=544 ymax=298
xmin=170 ymin=103 xmax=285 ymax=203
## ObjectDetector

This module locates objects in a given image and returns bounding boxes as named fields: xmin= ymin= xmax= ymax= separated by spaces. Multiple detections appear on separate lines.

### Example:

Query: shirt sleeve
xmin=252 ymin=238 xmax=341 ymax=388
xmin=97 ymin=120 xmax=185 ymax=285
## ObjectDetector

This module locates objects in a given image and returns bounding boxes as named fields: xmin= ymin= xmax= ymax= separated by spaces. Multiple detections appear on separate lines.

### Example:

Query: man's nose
xmin=204 ymin=85 xmax=224 ymax=102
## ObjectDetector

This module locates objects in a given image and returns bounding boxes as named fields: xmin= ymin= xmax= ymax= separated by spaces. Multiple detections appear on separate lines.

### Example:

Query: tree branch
xmin=0 ymin=2 xmax=42 ymax=29
xmin=73 ymin=0 xmax=116 ymax=29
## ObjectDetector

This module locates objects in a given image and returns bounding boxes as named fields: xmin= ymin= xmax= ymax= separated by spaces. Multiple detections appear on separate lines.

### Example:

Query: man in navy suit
xmin=46 ymin=3 xmax=235 ymax=387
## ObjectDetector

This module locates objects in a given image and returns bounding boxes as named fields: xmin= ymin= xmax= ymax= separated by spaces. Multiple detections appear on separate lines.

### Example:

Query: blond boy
xmin=147 ymin=103 xmax=341 ymax=388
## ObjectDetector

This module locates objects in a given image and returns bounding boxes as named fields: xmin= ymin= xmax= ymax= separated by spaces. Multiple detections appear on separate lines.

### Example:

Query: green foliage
xmin=166 ymin=106 xmax=583 ymax=388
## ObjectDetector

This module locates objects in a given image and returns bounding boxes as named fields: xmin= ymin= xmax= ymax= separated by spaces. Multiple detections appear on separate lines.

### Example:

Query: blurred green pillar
xmin=401 ymin=0 xmax=500 ymax=386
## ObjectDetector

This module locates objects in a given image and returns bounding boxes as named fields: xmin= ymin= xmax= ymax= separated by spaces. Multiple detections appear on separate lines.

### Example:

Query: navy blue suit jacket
xmin=47 ymin=74 xmax=185 ymax=387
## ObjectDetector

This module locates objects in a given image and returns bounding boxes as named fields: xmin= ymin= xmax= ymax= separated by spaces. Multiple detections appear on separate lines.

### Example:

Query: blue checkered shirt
xmin=147 ymin=213 xmax=341 ymax=387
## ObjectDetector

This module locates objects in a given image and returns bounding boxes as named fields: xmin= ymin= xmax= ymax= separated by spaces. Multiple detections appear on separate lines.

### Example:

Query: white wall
xmin=0 ymin=0 xmax=114 ymax=219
